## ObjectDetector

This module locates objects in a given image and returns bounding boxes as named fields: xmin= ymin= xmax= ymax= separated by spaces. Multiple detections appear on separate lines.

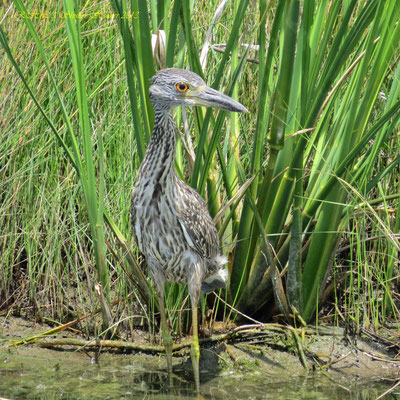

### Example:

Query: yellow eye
xmin=176 ymin=82 xmax=189 ymax=93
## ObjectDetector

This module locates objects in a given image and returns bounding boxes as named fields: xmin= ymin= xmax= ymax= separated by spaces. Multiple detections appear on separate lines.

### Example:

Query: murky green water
xmin=0 ymin=346 xmax=396 ymax=399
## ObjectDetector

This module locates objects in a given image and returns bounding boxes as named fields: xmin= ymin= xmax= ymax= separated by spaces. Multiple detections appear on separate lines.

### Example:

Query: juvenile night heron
xmin=131 ymin=68 xmax=247 ymax=391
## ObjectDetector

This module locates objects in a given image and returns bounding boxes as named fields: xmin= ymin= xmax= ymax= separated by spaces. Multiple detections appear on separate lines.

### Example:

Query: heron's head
xmin=149 ymin=68 xmax=248 ymax=113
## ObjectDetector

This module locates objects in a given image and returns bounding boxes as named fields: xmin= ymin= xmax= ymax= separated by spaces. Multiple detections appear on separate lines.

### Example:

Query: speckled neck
xmin=138 ymin=110 xmax=177 ymax=187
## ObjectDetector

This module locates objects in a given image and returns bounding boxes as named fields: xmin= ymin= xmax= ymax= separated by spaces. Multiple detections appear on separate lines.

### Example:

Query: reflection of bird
xmin=131 ymin=68 xmax=247 ymax=392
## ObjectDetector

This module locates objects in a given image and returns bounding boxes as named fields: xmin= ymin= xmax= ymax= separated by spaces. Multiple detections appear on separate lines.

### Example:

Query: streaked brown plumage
xmin=131 ymin=68 xmax=247 ymax=392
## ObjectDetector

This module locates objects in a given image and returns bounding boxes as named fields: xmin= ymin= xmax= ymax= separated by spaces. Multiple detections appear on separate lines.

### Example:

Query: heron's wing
xmin=175 ymin=180 xmax=220 ymax=259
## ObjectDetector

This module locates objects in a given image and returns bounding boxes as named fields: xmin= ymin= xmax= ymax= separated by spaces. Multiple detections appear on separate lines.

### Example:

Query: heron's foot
xmin=190 ymin=341 xmax=200 ymax=393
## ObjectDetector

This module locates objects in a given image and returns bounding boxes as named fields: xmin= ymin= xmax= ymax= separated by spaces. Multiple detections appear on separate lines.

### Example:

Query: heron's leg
xmin=157 ymin=292 xmax=173 ymax=385
xmin=188 ymin=273 xmax=201 ymax=393
xmin=151 ymin=272 xmax=173 ymax=386
xmin=190 ymin=298 xmax=200 ymax=392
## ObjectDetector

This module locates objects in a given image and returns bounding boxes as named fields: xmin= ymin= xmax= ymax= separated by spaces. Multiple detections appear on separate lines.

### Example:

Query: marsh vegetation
xmin=1 ymin=1 xmax=400 ymax=396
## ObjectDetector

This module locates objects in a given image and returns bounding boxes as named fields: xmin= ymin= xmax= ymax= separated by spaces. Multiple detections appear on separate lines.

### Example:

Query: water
xmin=0 ymin=346 xmax=396 ymax=399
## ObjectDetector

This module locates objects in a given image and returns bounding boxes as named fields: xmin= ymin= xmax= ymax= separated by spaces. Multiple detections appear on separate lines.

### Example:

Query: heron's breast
xmin=132 ymin=183 xmax=186 ymax=268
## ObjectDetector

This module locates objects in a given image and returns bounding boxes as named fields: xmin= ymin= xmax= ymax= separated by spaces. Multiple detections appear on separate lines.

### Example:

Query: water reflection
xmin=0 ymin=347 xmax=395 ymax=399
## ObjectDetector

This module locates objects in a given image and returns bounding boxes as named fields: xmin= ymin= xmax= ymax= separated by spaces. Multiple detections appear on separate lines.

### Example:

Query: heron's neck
xmin=140 ymin=110 xmax=177 ymax=185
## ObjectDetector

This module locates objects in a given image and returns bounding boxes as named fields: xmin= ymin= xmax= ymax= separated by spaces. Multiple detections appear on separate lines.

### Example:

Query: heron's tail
xmin=201 ymin=255 xmax=228 ymax=293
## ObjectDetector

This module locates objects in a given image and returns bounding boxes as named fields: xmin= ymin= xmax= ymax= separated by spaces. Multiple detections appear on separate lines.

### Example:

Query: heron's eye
xmin=176 ymin=82 xmax=189 ymax=93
